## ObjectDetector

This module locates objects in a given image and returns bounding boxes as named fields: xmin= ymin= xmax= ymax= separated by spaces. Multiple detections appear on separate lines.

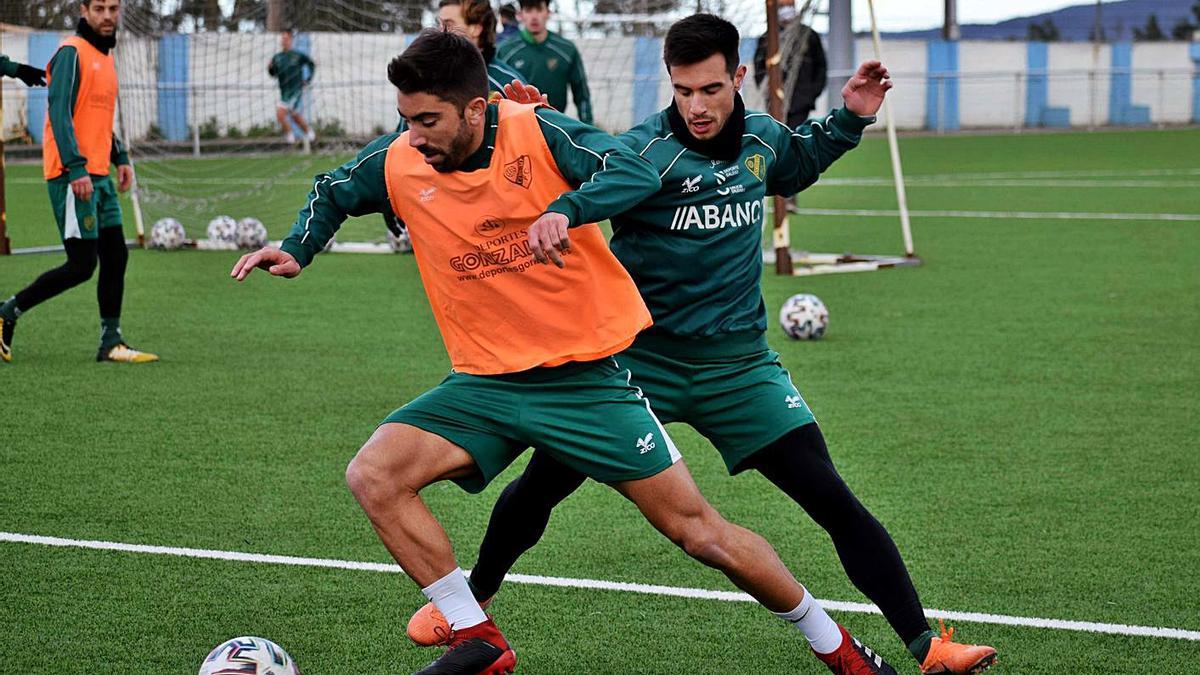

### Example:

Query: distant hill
xmin=882 ymin=0 xmax=1196 ymax=42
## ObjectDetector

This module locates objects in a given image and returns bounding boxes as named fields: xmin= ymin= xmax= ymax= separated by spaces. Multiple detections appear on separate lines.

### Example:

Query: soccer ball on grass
xmin=235 ymin=217 xmax=269 ymax=249
xmin=149 ymin=218 xmax=186 ymax=250
xmin=779 ymin=293 xmax=828 ymax=340
xmin=198 ymin=636 xmax=299 ymax=675
xmin=206 ymin=215 xmax=238 ymax=248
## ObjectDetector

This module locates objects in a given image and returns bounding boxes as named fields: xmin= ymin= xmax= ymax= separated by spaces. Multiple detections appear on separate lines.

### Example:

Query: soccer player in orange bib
xmin=1 ymin=0 xmax=157 ymax=364
xmin=232 ymin=28 xmax=895 ymax=675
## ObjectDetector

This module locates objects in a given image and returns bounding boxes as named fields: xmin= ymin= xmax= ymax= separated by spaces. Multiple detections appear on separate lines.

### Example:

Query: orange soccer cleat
xmin=920 ymin=620 xmax=997 ymax=674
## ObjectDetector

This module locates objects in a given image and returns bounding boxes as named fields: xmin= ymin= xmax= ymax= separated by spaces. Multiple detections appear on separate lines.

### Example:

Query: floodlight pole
xmin=764 ymin=0 xmax=793 ymax=275
xmin=866 ymin=0 xmax=915 ymax=257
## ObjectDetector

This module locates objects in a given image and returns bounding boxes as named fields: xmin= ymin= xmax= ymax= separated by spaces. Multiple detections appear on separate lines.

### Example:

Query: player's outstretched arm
xmin=766 ymin=59 xmax=890 ymax=197
xmin=231 ymin=247 xmax=301 ymax=281
xmin=531 ymin=108 xmax=660 ymax=267
xmin=1 ymin=55 xmax=46 ymax=87
xmin=274 ymin=133 xmax=400 ymax=268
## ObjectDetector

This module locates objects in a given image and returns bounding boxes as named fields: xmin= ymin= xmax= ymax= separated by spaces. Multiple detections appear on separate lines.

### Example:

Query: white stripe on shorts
xmin=613 ymin=356 xmax=682 ymax=464
xmin=63 ymin=187 xmax=81 ymax=240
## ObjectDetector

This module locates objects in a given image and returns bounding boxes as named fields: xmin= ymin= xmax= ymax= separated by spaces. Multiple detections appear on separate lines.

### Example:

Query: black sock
xmin=468 ymin=451 xmax=587 ymax=600
xmin=743 ymin=423 xmax=932 ymax=655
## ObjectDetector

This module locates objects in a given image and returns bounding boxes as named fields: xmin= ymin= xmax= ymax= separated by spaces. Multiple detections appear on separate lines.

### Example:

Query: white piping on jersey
xmin=741 ymin=133 xmax=778 ymax=160
xmin=544 ymin=41 xmax=573 ymax=63
xmin=658 ymin=147 xmax=688 ymax=178
xmin=639 ymin=133 xmax=674 ymax=156
xmin=301 ymin=145 xmax=390 ymax=244
xmin=537 ymin=115 xmax=603 ymax=162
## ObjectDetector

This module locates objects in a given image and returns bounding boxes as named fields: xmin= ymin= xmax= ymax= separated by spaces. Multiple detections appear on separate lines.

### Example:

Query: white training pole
xmin=865 ymin=0 xmax=915 ymax=256
xmin=113 ymin=96 xmax=146 ymax=246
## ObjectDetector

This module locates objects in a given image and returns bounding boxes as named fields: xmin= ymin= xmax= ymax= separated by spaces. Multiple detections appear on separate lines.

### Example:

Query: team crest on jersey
xmin=474 ymin=215 xmax=506 ymax=237
xmin=504 ymin=155 xmax=533 ymax=189
xmin=546 ymin=57 xmax=559 ymax=71
xmin=745 ymin=154 xmax=766 ymax=181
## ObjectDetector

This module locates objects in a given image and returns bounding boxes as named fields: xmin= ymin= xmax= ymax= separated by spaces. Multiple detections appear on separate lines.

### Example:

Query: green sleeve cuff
xmin=280 ymin=239 xmax=314 ymax=268
xmin=0 ymin=57 xmax=17 ymax=78
xmin=67 ymin=165 xmax=89 ymax=181
xmin=833 ymin=107 xmax=875 ymax=133
xmin=545 ymin=202 xmax=581 ymax=228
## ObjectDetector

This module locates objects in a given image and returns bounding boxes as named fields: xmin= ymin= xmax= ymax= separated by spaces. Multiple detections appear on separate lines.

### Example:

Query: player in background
xmin=407 ymin=14 xmax=997 ymax=675
xmin=496 ymin=3 xmax=520 ymax=44
xmin=496 ymin=0 xmax=592 ymax=124
xmin=233 ymin=28 xmax=897 ymax=675
xmin=1 ymin=0 xmax=157 ymax=365
xmin=268 ymin=29 xmax=315 ymax=145
xmin=0 ymin=55 xmax=46 ymax=86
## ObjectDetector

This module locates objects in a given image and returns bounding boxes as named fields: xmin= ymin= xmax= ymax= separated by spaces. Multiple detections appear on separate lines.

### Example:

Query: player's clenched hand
xmin=116 ymin=164 xmax=135 ymax=193
xmin=842 ymin=59 xmax=892 ymax=117
xmin=502 ymin=80 xmax=550 ymax=107
xmin=70 ymin=176 xmax=94 ymax=202
xmin=231 ymin=246 xmax=301 ymax=281
xmin=527 ymin=212 xmax=570 ymax=268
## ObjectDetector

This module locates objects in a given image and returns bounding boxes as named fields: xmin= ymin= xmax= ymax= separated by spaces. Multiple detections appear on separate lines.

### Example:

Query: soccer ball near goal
xmin=206 ymin=215 xmax=238 ymax=248
xmin=149 ymin=218 xmax=186 ymax=250
xmin=199 ymin=636 xmax=299 ymax=675
xmin=235 ymin=217 xmax=269 ymax=249
xmin=779 ymin=294 xmax=829 ymax=340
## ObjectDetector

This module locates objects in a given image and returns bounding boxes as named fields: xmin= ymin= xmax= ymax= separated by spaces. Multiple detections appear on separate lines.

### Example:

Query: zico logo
xmin=668 ymin=199 xmax=762 ymax=231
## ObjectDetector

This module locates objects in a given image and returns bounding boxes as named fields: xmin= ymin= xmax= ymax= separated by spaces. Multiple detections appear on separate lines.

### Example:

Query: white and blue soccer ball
xmin=235 ymin=217 xmax=269 ymax=249
xmin=149 ymin=217 xmax=186 ymax=250
xmin=199 ymin=636 xmax=299 ymax=675
xmin=779 ymin=293 xmax=829 ymax=340
xmin=206 ymin=215 xmax=238 ymax=248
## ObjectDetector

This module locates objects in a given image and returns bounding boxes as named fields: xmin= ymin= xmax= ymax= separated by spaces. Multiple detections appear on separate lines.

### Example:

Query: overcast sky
xmin=851 ymin=0 xmax=1099 ymax=32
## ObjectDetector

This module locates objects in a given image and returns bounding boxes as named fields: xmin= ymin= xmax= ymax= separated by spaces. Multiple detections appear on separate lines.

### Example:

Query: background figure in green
xmin=497 ymin=0 xmax=592 ymax=124
xmin=1 ymin=54 xmax=46 ymax=86
xmin=268 ymin=30 xmax=316 ymax=144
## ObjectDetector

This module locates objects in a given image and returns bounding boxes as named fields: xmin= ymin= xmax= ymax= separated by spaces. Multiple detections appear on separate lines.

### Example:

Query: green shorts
xmin=48 ymin=174 xmax=123 ymax=241
xmin=382 ymin=358 xmax=681 ymax=493
xmin=615 ymin=343 xmax=816 ymax=474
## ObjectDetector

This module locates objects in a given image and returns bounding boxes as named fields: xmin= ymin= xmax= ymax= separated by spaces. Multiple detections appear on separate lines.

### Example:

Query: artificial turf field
xmin=1 ymin=128 xmax=1198 ymax=673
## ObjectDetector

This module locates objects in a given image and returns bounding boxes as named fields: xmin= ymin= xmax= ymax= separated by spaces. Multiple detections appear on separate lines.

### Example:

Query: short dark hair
xmin=517 ymin=0 xmax=549 ymax=11
xmin=663 ymin=14 xmax=740 ymax=77
xmin=438 ymin=0 xmax=499 ymax=61
xmin=500 ymin=3 xmax=517 ymax=20
xmin=387 ymin=29 xmax=488 ymax=111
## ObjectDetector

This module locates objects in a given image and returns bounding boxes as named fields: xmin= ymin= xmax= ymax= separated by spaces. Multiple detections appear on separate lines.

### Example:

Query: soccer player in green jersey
xmin=268 ymin=30 xmax=315 ymax=144
xmin=496 ymin=0 xmax=592 ymax=124
xmin=1 ymin=55 xmax=46 ymax=86
xmin=408 ymin=14 xmax=998 ymax=675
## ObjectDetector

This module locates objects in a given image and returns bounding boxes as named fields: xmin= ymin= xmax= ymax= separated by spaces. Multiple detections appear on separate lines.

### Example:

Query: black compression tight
xmin=13 ymin=228 xmax=126 ymax=318
xmin=469 ymin=423 xmax=930 ymax=646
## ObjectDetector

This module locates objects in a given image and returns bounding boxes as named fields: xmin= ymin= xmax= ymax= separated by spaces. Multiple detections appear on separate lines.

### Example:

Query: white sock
xmin=773 ymin=588 xmax=844 ymax=655
xmin=421 ymin=568 xmax=487 ymax=630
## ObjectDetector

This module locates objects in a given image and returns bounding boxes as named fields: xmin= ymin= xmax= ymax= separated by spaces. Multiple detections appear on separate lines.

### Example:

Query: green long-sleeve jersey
xmin=269 ymin=49 xmax=315 ymax=100
xmin=46 ymin=45 xmax=129 ymax=182
xmin=611 ymin=101 xmax=872 ymax=355
xmin=497 ymin=30 xmax=592 ymax=124
xmin=281 ymin=103 xmax=658 ymax=267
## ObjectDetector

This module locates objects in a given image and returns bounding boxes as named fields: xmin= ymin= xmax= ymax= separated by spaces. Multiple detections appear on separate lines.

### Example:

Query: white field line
xmin=791 ymin=208 xmax=1200 ymax=222
xmin=4 ymin=531 xmax=1199 ymax=642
